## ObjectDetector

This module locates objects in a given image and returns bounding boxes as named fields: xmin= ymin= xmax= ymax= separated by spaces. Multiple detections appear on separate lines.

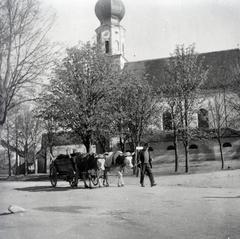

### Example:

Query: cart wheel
xmin=70 ymin=173 xmax=78 ymax=188
xmin=91 ymin=175 xmax=99 ymax=186
xmin=91 ymin=169 xmax=102 ymax=186
xmin=50 ymin=166 xmax=57 ymax=187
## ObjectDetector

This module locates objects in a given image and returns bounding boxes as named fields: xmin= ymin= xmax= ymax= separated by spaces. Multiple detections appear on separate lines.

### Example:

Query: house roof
xmin=124 ymin=48 xmax=240 ymax=90
xmin=41 ymin=131 xmax=82 ymax=148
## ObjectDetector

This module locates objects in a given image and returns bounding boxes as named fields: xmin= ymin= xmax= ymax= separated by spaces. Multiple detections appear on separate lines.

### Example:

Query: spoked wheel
xmin=90 ymin=170 xmax=100 ymax=186
xmin=69 ymin=172 xmax=78 ymax=188
xmin=50 ymin=166 xmax=57 ymax=187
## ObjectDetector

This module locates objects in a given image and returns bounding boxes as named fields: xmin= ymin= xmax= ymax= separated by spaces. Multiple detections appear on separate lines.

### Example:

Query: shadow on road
xmin=204 ymin=196 xmax=240 ymax=199
xmin=14 ymin=185 xmax=99 ymax=192
xmin=35 ymin=205 xmax=92 ymax=214
xmin=0 ymin=212 xmax=13 ymax=217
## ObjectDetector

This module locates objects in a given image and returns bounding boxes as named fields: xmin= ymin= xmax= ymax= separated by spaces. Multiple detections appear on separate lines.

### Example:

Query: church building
xmin=94 ymin=0 xmax=240 ymax=164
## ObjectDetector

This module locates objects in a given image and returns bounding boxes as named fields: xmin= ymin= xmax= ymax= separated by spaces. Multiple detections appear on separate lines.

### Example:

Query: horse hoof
xmin=121 ymin=184 xmax=124 ymax=187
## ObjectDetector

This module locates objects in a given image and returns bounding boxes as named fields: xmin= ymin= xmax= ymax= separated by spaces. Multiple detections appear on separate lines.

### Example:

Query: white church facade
xmin=94 ymin=0 xmax=240 ymax=163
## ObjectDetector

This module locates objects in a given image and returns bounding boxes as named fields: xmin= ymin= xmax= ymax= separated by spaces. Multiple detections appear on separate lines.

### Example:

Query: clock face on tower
xmin=102 ymin=30 xmax=110 ymax=39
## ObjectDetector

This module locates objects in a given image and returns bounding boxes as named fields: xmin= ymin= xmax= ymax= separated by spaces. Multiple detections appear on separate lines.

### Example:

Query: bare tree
xmin=208 ymin=86 xmax=239 ymax=170
xmin=166 ymin=44 xmax=208 ymax=173
xmin=17 ymin=108 xmax=41 ymax=175
xmin=1 ymin=108 xmax=42 ymax=175
xmin=229 ymin=56 xmax=240 ymax=128
xmin=162 ymin=66 xmax=183 ymax=172
xmin=0 ymin=0 xmax=54 ymax=138
xmin=208 ymin=93 xmax=228 ymax=169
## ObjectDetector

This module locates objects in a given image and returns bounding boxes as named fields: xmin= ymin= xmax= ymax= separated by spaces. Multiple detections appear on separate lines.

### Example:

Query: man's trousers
xmin=140 ymin=163 xmax=155 ymax=186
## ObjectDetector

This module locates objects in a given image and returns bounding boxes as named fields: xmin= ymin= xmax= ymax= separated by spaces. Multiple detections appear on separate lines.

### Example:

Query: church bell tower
xmin=95 ymin=0 xmax=126 ymax=69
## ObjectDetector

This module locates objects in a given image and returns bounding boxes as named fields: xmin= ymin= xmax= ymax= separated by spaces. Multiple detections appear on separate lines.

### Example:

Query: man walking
xmin=139 ymin=143 xmax=156 ymax=187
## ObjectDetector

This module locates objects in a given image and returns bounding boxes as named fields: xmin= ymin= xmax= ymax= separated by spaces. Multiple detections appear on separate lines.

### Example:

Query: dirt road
xmin=1 ymin=170 xmax=240 ymax=239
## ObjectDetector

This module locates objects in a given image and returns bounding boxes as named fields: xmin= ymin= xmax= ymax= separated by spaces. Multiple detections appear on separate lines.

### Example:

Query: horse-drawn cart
xmin=49 ymin=153 xmax=104 ymax=188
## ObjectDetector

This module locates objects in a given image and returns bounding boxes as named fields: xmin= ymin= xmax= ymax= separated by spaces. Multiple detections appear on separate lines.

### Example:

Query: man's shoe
xmin=141 ymin=184 xmax=145 ymax=187
xmin=151 ymin=183 xmax=157 ymax=187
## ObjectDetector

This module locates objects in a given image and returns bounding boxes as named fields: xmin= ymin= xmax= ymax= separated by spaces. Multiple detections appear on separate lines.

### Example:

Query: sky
xmin=41 ymin=0 xmax=240 ymax=62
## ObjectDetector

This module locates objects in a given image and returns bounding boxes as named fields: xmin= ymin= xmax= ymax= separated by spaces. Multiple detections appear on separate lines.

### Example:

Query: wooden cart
xmin=49 ymin=155 xmax=78 ymax=188
xmin=49 ymin=154 xmax=103 ymax=188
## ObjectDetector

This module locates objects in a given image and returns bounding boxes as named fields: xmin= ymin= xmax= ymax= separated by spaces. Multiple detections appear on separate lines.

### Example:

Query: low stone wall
xmin=148 ymin=137 xmax=240 ymax=164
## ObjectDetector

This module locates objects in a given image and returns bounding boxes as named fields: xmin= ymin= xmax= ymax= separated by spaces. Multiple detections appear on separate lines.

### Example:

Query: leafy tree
xmin=108 ymin=71 xmax=160 ymax=152
xmin=0 ymin=0 xmax=54 ymax=138
xmin=40 ymin=43 xmax=115 ymax=153
xmin=166 ymin=44 xmax=208 ymax=173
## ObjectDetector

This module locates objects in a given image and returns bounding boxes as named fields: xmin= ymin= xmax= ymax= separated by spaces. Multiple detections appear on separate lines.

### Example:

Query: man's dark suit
xmin=138 ymin=149 xmax=155 ymax=186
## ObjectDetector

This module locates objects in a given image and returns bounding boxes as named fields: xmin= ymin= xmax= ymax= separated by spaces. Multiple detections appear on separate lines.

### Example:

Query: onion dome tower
xmin=95 ymin=0 xmax=126 ymax=69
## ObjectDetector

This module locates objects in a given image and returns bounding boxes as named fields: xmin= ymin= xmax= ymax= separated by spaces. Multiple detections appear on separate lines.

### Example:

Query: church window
xmin=167 ymin=145 xmax=175 ymax=150
xmin=189 ymin=144 xmax=198 ymax=149
xmin=223 ymin=142 xmax=232 ymax=148
xmin=198 ymin=108 xmax=209 ymax=129
xmin=163 ymin=111 xmax=172 ymax=131
xmin=105 ymin=41 xmax=109 ymax=53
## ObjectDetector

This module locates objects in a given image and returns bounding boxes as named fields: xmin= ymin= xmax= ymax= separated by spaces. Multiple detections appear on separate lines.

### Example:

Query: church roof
xmin=124 ymin=48 xmax=240 ymax=90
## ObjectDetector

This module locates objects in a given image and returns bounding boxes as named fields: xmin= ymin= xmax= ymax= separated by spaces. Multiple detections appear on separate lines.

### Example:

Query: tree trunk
xmin=184 ymin=144 xmax=189 ymax=173
xmin=34 ymin=158 xmax=38 ymax=174
xmin=0 ymin=96 xmax=7 ymax=139
xmin=34 ymin=145 xmax=38 ymax=174
xmin=7 ymin=145 xmax=11 ymax=176
xmin=15 ymin=152 xmax=19 ymax=175
xmin=6 ymin=122 xmax=12 ymax=176
xmin=15 ymin=130 xmax=19 ymax=175
xmin=24 ymin=144 xmax=28 ymax=176
xmin=119 ymin=136 xmax=125 ymax=152
xmin=84 ymin=141 xmax=91 ymax=153
xmin=132 ymin=141 xmax=139 ymax=176
xmin=173 ymin=127 xmax=179 ymax=172
xmin=0 ymin=124 xmax=3 ymax=140
xmin=218 ymin=138 xmax=224 ymax=169
xmin=174 ymin=137 xmax=179 ymax=172
xmin=184 ymin=99 xmax=189 ymax=173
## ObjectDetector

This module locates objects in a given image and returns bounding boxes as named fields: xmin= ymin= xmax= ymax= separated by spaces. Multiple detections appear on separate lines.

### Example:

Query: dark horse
xmin=71 ymin=153 xmax=105 ymax=188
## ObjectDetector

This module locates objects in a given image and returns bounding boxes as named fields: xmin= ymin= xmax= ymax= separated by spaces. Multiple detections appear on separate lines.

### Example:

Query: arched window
xmin=223 ymin=142 xmax=232 ymax=148
xmin=163 ymin=111 xmax=172 ymax=131
xmin=198 ymin=108 xmax=209 ymax=129
xmin=167 ymin=145 xmax=175 ymax=150
xmin=189 ymin=144 xmax=198 ymax=149
xmin=105 ymin=41 xmax=109 ymax=53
